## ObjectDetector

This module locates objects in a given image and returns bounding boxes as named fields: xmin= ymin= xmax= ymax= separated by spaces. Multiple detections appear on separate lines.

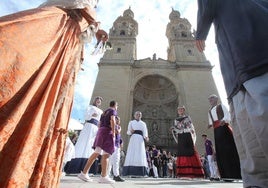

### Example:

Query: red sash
xmin=213 ymin=120 xmax=233 ymax=134
xmin=213 ymin=120 xmax=221 ymax=128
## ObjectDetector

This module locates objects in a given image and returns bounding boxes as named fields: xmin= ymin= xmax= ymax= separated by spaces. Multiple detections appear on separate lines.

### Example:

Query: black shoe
xmin=210 ymin=177 xmax=220 ymax=181
xmin=113 ymin=176 xmax=125 ymax=182
xmin=223 ymin=179 xmax=234 ymax=182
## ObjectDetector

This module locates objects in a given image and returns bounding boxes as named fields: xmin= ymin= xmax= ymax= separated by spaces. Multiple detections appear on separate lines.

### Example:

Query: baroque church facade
xmin=91 ymin=8 xmax=219 ymax=153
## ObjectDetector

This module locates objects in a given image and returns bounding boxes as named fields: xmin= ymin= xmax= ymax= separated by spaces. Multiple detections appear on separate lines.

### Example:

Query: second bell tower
xmin=103 ymin=7 xmax=138 ymax=61
xmin=166 ymin=8 xmax=206 ymax=62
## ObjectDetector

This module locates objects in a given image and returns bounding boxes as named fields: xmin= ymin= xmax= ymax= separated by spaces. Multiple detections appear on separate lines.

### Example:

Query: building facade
xmin=91 ymin=8 xmax=219 ymax=153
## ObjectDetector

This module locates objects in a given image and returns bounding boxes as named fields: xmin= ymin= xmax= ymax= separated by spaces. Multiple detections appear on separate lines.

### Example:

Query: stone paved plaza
xmin=60 ymin=175 xmax=243 ymax=188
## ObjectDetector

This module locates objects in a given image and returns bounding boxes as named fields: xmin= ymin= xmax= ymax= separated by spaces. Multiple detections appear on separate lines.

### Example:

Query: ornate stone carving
xmin=133 ymin=75 xmax=178 ymax=150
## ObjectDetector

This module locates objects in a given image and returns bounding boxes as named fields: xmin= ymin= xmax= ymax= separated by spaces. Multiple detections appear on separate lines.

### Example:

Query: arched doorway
xmin=132 ymin=74 xmax=178 ymax=152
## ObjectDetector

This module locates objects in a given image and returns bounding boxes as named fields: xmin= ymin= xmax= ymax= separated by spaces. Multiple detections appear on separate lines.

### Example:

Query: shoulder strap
xmin=209 ymin=109 xmax=214 ymax=123
xmin=216 ymin=104 xmax=224 ymax=120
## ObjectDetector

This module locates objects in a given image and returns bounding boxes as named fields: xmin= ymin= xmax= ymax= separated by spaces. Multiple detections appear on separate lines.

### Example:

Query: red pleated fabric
xmin=176 ymin=151 xmax=205 ymax=178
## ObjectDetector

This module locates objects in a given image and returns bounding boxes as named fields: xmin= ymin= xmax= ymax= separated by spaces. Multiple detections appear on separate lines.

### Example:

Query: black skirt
xmin=214 ymin=124 xmax=241 ymax=179
xmin=177 ymin=132 xmax=194 ymax=156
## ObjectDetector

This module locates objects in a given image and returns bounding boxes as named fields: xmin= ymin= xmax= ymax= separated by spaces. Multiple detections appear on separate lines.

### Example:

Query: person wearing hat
xmin=65 ymin=96 xmax=103 ymax=174
xmin=201 ymin=134 xmax=220 ymax=181
xmin=170 ymin=105 xmax=204 ymax=179
xmin=207 ymin=94 xmax=241 ymax=181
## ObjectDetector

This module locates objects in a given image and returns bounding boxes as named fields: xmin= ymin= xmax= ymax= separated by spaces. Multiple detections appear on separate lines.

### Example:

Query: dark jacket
xmin=196 ymin=0 xmax=268 ymax=100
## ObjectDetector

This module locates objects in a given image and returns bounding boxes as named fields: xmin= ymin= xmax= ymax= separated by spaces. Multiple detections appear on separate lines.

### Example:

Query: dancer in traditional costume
xmin=65 ymin=96 xmax=103 ymax=174
xmin=208 ymin=94 xmax=241 ymax=181
xmin=122 ymin=111 xmax=149 ymax=177
xmin=170 ymin=106 xmax=204 ymax=179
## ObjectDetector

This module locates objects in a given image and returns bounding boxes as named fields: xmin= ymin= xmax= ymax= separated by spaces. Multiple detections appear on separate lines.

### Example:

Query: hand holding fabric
xmin=196 ymin=40 xmax=206 ymax=52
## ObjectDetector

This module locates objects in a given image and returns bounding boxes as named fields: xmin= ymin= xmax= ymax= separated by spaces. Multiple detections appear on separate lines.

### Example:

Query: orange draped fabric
xmin=0 ymin=6 xmax=88 ymax=187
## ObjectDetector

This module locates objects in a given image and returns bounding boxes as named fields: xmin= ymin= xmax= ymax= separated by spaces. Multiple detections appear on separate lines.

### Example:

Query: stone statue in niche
xmin=152 ymin=122 xmax=158 ymax=132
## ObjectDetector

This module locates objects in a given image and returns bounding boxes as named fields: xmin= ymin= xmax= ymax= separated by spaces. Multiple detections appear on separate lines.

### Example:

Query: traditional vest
xmin=209 ymin=104 xmax=224 ymax=128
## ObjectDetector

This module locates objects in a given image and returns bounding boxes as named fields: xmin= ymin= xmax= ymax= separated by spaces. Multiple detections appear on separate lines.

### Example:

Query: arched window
xmin=187 ymin=49 xmax=193 ymax=56
xmin=120 ymin=30 xmax=125 ymax=35
xmin=181 ymin=31 xmax=187 ymax=37
xmin=179 ymin=24 xmax=185 ymax=29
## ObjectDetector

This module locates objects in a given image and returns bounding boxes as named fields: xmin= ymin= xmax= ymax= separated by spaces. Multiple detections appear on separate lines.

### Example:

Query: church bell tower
xmin=166 ymin=8 xmax=206 ymax=62
xmin=102 ymin=7 xmax=138 ymax=61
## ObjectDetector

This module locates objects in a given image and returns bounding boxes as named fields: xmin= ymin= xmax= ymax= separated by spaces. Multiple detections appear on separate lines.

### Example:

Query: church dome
xmin=123 ymin=7 xmax=134 ymax=18
xmin=169 ymin=8 xmax=180 ymax=21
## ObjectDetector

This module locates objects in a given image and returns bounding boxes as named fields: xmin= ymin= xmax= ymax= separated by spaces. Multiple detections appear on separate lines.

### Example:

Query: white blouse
xmin=84 ymin=105 xmax=103 ymax=121
xmin=208 ymin=104 xmax=231 ymax=125
xmin=127 ymin=120 xmax=148 ymax=139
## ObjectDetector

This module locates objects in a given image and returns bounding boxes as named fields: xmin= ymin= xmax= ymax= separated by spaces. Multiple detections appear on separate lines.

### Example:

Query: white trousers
xmin=231 ymin=72 xmax=268 ymax=188
xmin=108 ymin=147 xmax=120 ymax=177
xmin=152 ymin=161 xmax=158 ymax=178
xmin=207 ymin=155 xmax=219 ymax=178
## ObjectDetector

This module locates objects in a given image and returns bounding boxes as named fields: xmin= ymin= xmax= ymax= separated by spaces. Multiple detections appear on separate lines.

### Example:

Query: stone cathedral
xmin=91 ymin=8 xmax=219 ymax=153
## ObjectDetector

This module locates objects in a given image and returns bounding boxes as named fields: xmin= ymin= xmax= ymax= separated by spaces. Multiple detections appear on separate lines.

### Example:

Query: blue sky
xmin=0 ymin=0 xmax=227 ymax=121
